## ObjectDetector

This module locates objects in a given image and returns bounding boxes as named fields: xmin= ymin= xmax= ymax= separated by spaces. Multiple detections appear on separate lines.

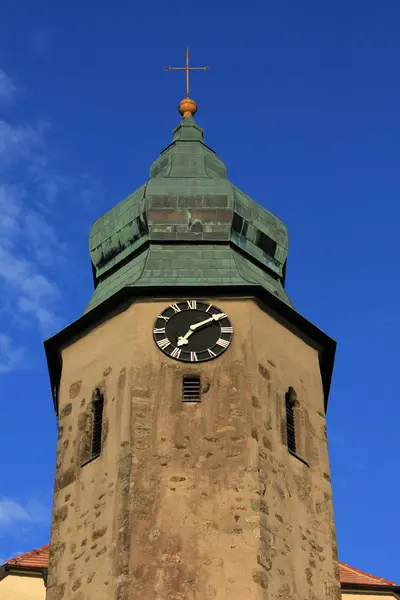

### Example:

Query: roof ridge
xmin=339 ymin=561 xmax=396 ymax=586
xmin=5 ymin=544 xmax=50 ymax=566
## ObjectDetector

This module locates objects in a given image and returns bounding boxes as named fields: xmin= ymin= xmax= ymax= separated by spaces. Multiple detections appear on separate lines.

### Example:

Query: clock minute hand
xmin=190 ymin=316 xmax=213 ymax=331
xmin=177 ymin=312 xmax=226 ymax=347
xmin=191 ymin=311 xmax=226 ymax=330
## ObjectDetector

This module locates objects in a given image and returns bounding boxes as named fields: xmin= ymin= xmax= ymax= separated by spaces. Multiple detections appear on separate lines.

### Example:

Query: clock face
xmin=153 ymin=300 xmax=233 ymax=363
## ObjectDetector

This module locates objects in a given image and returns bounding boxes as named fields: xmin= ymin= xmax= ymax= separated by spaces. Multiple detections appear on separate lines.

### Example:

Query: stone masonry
xmin=46 ymin=297 xmax=341 ymax=600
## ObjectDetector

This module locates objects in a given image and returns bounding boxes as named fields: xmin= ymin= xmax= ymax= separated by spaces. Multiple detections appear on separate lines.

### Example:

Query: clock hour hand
xmin=177 ymin=329 xmax=195 ymax=347
xmin=177 ymin=312 xmax=226 ymax=347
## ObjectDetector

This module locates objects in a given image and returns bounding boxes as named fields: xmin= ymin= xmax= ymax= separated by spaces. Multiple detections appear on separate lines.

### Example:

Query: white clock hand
xmin=177 ymin=331 xmax=193 ymax=346
xmin=190 ymin=316 xmax=213 ymax=331
xmin=177 ymin=312 xmax=226 ymax=347
xmin=190 ymin=312 xmax=226 ymax=331
xmin=176 ymin=317 xmax=213 ymax=346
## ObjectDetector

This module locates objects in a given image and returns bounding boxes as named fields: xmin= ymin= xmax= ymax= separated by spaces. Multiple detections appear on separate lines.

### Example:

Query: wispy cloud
xmin=24 ymin=210 xmax=67 ymax=267
xmin=0 ymin=497 xmax=51 ymax=558
xmin=0 ymin=70 xmax=16 ymax=105
xmin=0 ymin=234 xmax=62 ymax=334
xmin=0 ymin=120 xmax=43 ymax=167
xmin=0 ymin=500 xmax=31 ymax=528
xmin=352 ymin=462 xmax=366 ymax=471
xmin=0 ymin=335 xmax=25 ymax=373
xmin=0 ymin=70 xmax=65 ymax=347
xmin=0 ymin=66 xmax=103 ymax=372
xmin=0 ymin=184 xmax=24 ymax=241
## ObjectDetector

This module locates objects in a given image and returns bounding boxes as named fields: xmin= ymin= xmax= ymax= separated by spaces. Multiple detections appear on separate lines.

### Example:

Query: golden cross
xmin=165 ymin=47 xmax=210 ymax=98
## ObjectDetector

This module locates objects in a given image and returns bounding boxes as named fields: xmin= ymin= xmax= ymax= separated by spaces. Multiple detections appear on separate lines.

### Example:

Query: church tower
xmin=45 ymin=86 xmax=340 ymax=599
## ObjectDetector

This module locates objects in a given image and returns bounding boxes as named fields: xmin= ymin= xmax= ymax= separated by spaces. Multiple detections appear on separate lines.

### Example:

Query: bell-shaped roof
xmin=86 ymin=113 xmax=291 ymax=313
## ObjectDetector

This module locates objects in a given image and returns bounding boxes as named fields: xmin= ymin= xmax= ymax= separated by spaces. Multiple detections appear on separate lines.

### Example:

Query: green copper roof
xmin=85 ymin=116 xmax=291 ymax=313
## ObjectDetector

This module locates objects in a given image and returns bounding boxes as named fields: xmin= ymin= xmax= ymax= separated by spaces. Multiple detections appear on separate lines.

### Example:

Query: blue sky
xmin=1 ymin=0 xmax=399 ymax=581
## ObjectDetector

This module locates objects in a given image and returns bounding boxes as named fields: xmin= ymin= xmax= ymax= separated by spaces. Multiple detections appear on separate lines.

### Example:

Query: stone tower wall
xmin=46 ymin=297 xmax=340 ymax=600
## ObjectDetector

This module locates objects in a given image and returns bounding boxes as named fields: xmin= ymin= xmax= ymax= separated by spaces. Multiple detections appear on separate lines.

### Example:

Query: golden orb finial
xmin=178 ymin=97 xmax=198 ymax=118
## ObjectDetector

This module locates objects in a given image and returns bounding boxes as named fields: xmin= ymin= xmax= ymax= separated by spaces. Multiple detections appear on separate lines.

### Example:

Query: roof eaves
xmin=341 ymin=582 xmax=400 ymax=597
xmin=0 ymin=564 xmax=47 ymax=584
xmin=44 ymin=284 xmax=336 ymax=415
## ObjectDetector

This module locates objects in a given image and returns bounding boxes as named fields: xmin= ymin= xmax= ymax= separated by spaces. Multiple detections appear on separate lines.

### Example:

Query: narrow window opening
xmin=232 ymin=212 xmax=249 ymax=237
xmin=183 ymin=376 xmax=201 ymax=402
xmin=285 ymin=387 xmax=297 ymax=454
xmin=232 ymin=212 xmax=243 ymax=234
xmin=91 ymin=389 xmax=104 ymax=458
xmin=255 ymin=230 xmax=277 ymax=258
xmin=137 ymin=212 xmax=148 ymax=236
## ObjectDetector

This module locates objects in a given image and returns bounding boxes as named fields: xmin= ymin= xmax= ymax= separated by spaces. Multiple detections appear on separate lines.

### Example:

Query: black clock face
xmin=153 ymin=300 xmax=233 ymax=362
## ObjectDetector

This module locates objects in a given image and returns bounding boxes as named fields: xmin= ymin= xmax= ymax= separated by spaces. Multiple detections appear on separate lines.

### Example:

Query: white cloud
xmin=0 ymin=66 xmax=103 ymax=362
xmin=0 ymin=497 xmax=51 ymax=551
xmin=0 ymin=492 xmax=52 ymax=566
xmin=18 ymin=298 xmax=62 ymax=332
xmin=24 ymin=499 xmax=51 ymax=525
xmin=24 ymin=210 xmax=66 ymax=267
xmin=0 ymin=245 xmax=62 ymax=335
xmin=0 ymin=500 xmax=31 ymax=528
xmin=352 ymin=462 xmax=366 ymax=471
xmin=0 ymin=335 xmax=25 ymax=373
xmin=78 ymin=174 xmax=105 ymax=209
xmin=0 ymin=70 xmax=16 ymax=104
xmin=0 ymin=120 xmax=42 ymax=167
xmin=0 ymin=185 xmax=24 ymax=240
xmin=0 ymin=71 xmax=65 ymax=342
xmin=37 ymin=179 xmax=60 ymax=205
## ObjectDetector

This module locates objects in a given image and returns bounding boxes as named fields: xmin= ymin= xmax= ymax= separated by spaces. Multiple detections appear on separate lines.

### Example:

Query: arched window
xmin=91 ymin=389 xmax=104 ymax=458
xmin=285 ymin=387 xmax=297 ymax=454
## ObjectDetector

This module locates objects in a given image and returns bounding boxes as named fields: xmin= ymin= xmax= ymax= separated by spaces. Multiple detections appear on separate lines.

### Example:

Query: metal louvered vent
xmin=183 ymin=376 xmax=201 ymax=402
xmin=285 ymin=387 xmax=296 ymax=454
xmin=91 ymin=390 xmax=104 ymax=458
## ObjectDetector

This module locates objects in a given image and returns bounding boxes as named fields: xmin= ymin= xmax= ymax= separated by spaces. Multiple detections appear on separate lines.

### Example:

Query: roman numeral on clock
xmin=220 ymin=326 xmax=233 ymax=334
xmin=207 ymin=348 xmax=216 ymax=358
xmin=170 ymin=347 xmax=181 ymax=359
xmin=170 ymin=303 xmax=181 ymax=313
xmin=153 ymin=327 xmax=166 ymax=334
xmin=216 ymin=338 xmax=230 ymax=349
xmin=157 ymin=338 xmax=170 ymax=350
xmin=187 ymin=300 xmax=196 ymax=310
xmin=157 ymin=314 xmax=170 ymax=322
xmin=190 ymin=352 xmax=198 ymax=362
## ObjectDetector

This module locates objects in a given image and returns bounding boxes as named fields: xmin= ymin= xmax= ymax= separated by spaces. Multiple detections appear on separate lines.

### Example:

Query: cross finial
xmin=164 ymin=48 xmax=210 ymax=117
